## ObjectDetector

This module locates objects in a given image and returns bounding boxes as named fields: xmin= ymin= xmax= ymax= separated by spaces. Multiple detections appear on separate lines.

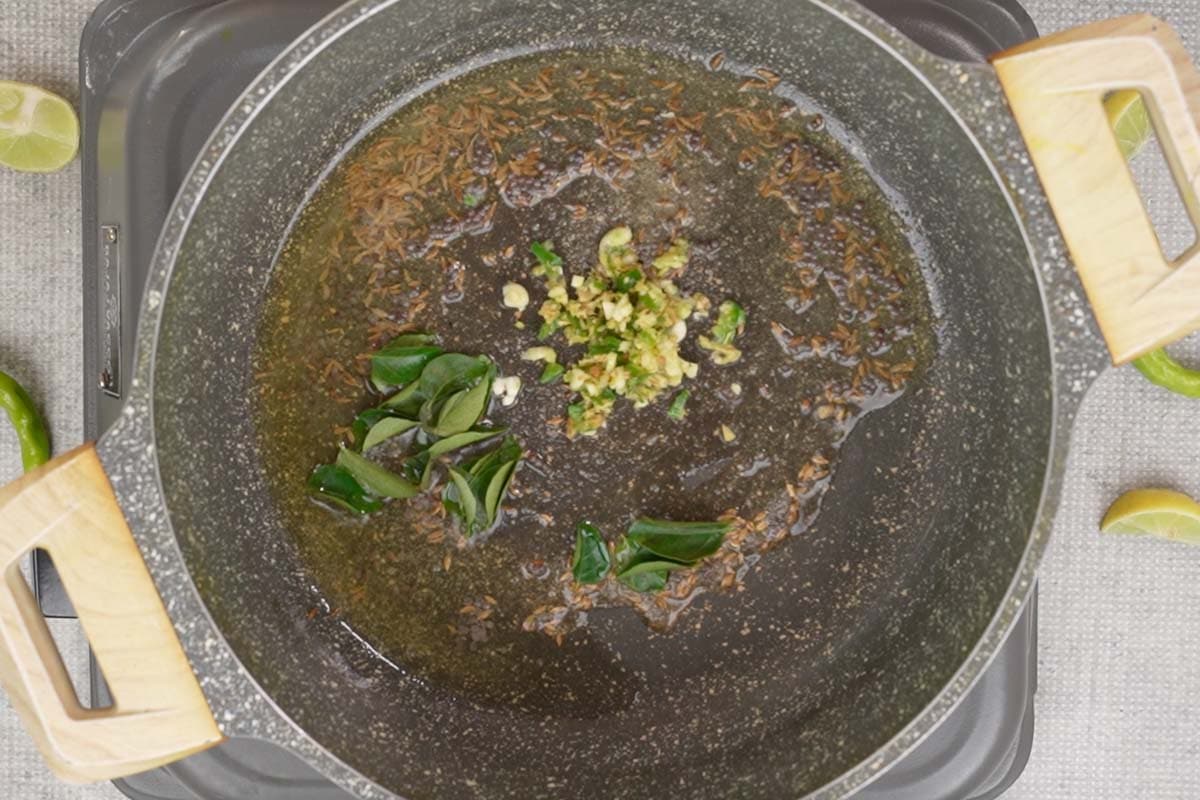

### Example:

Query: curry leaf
xmin=417 ymin=355 xmax=492 ymax=430
xmin=612 ymin=536 xmax=669 ymax=575
xmin=370 ymin=333 xmax=442 ymax=391
xmin=381 ymin=380 xmax=424 ymax=416
xmin=351 ymin=407 xmax=396 ymax=448
xmin=415 ymin=426 xmax=507 ymax=488
xmin=618 ymin=568 xmax=668 ymax=593
xmin=402 ymin=451 xmax=429 ymax=485
xmin=571 ymin=521 xmax=611 ymax=584
xmin=409 ymin=354 xmax=491 ymax=425
xmin=618 ymin=558 xmax=691 ymax=577
xmin=420 ymin=353 xmax=491 ymax=395
xmin=626 ymin=518 xmax=731 ymax=563
xmin=307 ymin=464 xmax=382 ymax=515
xmin=463 ymin=436 xmax=522 ymax=484
xmin=616 ymin=555 xmax=692 ymax=590
xmin=443 ymin=466 xmax=478 ymax=533
xmin=426 ymin=425 xmax=508 ymax=459
xmin=432 ymin=373 xmax=493 ymax=437
xmin=362 ymin=417 xmax=420 ymax=452
xmin=336 ymin=446 xmax=421 ymax=499
xmin=440 ymin=436 xmax=523 ymax=534
xmin=483 ymin=459 xmax=517 ymax=528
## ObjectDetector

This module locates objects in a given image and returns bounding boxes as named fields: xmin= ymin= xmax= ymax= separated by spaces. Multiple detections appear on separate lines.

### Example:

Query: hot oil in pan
xmin=253 ymin=48 xmax=935 ymax=714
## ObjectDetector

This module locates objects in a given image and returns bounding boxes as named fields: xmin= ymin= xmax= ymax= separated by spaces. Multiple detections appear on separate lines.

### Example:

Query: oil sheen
xmin=253 ymin=47 xmax=935 ymax=714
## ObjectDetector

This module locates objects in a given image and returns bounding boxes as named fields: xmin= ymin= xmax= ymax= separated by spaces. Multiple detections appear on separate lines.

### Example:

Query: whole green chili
xmin=0 ymin=370 xmax=50 ymax=471
xmin=1132 ymin=348 xmax=1200 ymax=398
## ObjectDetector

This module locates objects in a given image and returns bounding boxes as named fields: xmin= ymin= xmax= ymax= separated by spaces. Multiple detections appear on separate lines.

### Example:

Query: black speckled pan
xmin=3 ymin=1 xmax=1198 ymax=799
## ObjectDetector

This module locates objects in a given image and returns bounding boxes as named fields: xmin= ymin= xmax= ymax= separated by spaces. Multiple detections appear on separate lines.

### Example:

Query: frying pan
xmin=2 ymin=1 xmax=1199 ymax=798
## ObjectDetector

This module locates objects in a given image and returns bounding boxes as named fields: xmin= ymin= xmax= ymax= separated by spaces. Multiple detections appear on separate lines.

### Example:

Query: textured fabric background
xmin=0 ymin=1 xmax=1197 ymax=798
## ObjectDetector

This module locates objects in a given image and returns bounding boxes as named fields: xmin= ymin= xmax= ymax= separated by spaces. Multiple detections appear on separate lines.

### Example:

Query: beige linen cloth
xmin=1 ymin=1 xmax=1198 ymax=798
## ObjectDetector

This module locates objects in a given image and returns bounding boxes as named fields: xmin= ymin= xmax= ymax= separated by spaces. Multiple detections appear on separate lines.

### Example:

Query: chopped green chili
xmin=667 ymin=389 xmax=690 ymax=420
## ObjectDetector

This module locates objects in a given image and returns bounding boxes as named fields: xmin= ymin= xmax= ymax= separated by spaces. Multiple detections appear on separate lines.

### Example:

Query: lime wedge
xmin=1104 ymin=89 xmax=1152 ymax=160
xmin=0 ymin=81 xmax=79 ymax=173
xmin=1100 ymin=488 xmax=1200 ymax=543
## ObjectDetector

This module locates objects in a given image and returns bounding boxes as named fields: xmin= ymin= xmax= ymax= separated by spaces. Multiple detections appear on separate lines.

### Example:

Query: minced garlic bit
xmin=720 ymin=424 xmax=736 ymax=442
xmin=493 ymin=375 xmax=522 ymax=406
xmin=730 ymin=382 xmax=743 ymax=396
xmin=529 ymin=227 xmax=709 ymax=439
xmin=502 ymin=282 xmax=530 ymax=312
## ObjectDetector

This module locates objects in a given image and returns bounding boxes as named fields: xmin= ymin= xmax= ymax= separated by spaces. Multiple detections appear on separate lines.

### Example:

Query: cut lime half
xmin=0 ymin=80 xmax=79 ymax=173
xmin=1100 ymin=488 xmax=1200 ymax=544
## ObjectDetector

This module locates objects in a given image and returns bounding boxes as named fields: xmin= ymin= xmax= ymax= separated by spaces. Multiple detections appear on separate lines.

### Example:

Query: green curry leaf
xmin=618 ymin=558 xmax=691 ymax=578
xmin=307 ymin=464 xmax=382 ymax=515
xmin=402 ymin=451 xmax=430 ymax=485
xmin=380 ymin=380 xmax=424 ymax=416
xmin=483 ymin=459 xmax=517 ymax=527
xmin=432 ymin=371 xmax=493 ymax=437
xmin=313 ymin=342 xmax=524 ymax=526
xmin=370 ymin=333 xmax=442 ymax=391
xmin=571 ymin=521 xmax=611 ymax=584
xmin=440 ymin=437 xmax=522 ymax=535
xmin=336 ymin=446 xmax=421 ymax=499
xmin=417 ymin=354 xmax=493 ymax=430
xmin=614 ymin=544 xmax=675 ymax=590
xmin=617 ymin=568 xmax=669 ymax=593
xmin=626 ymin=518 xmax=731 ymax=563
xmin=463 ymin=436 xmax=522 ymax=484
xmin=351 ymin=407 xmax=396 ymax=449
xmin=610 ymin=519 xmax=732 ymax=593
xmin=415 ymin=426 xmax=507 ymax=488
xmin=362 ymin=417 xmax=420 ymax=452
xmin=443 ymin=466 xmax=478 ymax=533
xmin=612 ymin=535 xmax=677 ymax=578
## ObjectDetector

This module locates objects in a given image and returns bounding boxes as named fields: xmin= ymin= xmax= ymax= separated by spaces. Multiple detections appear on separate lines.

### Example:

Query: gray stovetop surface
xmin=2 ymin=1 xmax=1199 ymax=799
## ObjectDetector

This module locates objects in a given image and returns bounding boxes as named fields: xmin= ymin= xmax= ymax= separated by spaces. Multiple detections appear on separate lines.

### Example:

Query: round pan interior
xmin=150 ymin=0 xmax=1053 ymax=797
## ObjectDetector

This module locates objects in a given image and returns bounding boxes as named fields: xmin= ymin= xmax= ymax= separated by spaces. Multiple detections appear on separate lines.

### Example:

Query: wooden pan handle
xmin=0 ymin=444 xmax=223 ymax=782
xmin=992 ymin=15 xmax=1200 ymax=364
